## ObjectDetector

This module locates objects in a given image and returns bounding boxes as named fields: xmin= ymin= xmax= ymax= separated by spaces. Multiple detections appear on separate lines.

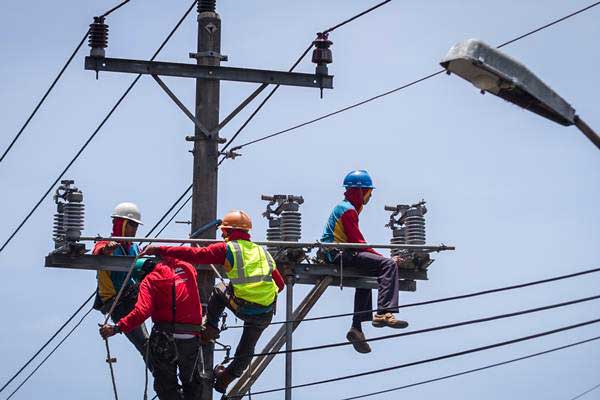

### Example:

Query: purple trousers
xmin=332 ymin=250 xmax=400 ymax=323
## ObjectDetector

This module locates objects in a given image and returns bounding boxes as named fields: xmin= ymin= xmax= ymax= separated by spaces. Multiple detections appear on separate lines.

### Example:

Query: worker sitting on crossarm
xmin=141 ymin=210 xmax=285 ymax=394
xmin=321 ymin=170 xmax=409 ymax=354
xmin=99 ymin=254 xmax=206 ymax=400
xmin=93 ymin=202 xmax=150 ymax=364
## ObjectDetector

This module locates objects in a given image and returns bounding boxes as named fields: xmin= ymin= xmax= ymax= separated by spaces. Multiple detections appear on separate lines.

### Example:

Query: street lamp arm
xmin=574 ymin=116 xmax=600 ymax=150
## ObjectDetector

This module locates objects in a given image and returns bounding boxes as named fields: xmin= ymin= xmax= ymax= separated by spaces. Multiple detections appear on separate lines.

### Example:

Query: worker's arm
xmin=116 ymin=278 xmax=154 ymax=334
xmin=143 ymin=243 xmax=227 ymax=265
xmin=272 ymin=268 xmax=285 ymax=292
xmin=339 ymin=209 xmax=381 ymax=256
xmin=92 ymin=240 xmax=119 ymax=256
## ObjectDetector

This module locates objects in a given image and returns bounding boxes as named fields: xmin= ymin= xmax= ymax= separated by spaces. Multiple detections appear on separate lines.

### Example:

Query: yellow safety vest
xmin=226 ymin=240 xmax=278 ymax=306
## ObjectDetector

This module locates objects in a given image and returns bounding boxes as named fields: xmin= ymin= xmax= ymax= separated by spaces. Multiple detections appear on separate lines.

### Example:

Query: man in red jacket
xmin=100 ymin=255 xmax=205 ymax=400
xmin=142 ymin=210 xmax=285 ymax=394
xmin=321 ymin=170 xmax=409 ymax=354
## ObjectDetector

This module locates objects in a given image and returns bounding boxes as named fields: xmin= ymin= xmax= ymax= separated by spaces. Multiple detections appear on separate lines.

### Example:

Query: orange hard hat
xmin=219 ymin=210 xmax=252 ymax=231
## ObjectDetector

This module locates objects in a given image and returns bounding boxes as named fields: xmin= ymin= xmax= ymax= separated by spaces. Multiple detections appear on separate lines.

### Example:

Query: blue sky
xmin=0 ymin=1 xmax=599 ymax=399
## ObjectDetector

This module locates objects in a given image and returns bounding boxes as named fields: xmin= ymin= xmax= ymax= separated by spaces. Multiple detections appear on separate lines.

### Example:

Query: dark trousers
xmin=332 ymin=251 xmax=399 ymax=324
xmin=207 ymin=284 xmax=273 ymax=377
xmin=149 ymin=328 xmax=204 ymax=400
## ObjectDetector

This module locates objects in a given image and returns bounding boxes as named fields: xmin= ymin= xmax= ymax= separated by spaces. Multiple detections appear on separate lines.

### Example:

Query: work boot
xmin=372 ymin=313 xmax=409 ymax=329
xmin=346 ymin=327 xmax=372 ymax=354
xmin=213 ymin=365 xmax=236 ymax=394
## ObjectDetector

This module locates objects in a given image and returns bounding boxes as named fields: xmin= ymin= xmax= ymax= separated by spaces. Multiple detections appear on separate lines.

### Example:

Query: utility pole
xmin=193 ymin=1 xmax=221 ymax=399
xmin=84 ymin=2 xmax=334 ymax=397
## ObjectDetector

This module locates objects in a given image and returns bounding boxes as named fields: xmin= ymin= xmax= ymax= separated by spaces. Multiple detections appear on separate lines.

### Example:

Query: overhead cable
xmin=226 ymin=0 xmax=600 ymax=153
xmin=339 ymin=335 xmax=600 ymax=400
xmin=568 ymin=382 xmax=600 ymax=400
xmin=0 ymin=0 xmax=198 ymax=254
xmin=227 ymin=266 xmax=600 ymax=329
xmin=152 ymin=193 xmax=193 ymax=238
xmin=0 ymin=291 xmax=95 ymax=394
xmin=143 ymin=184 xmax=193 ymax=240
xmin=0 ymin=0 xmax=133 ymax=165
xmin=5 ymin=307 xmax=94 ymax=400
xmin=233 ymin=317 xmax=600 ymax=396
xmin=217 ymin=0 xmax=394 ymax=165
xmin=244 ymin=293 xmax=600 ymax=358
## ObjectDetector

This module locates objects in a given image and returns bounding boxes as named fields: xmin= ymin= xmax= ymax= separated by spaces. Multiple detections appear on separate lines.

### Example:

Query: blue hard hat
xmin=342 ymin=170 xmax=375 ymax=189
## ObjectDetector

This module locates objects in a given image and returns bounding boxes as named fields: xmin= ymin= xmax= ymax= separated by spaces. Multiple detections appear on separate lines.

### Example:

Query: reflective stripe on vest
xmin=226 ymin=240 xmax=277 ymax=306
xmin=228 ymin=241 xmax=274 ymax=285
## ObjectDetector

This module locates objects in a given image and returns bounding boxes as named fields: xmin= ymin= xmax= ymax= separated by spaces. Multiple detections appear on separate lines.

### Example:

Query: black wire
xmin=233 ymin=317 xmax=600 ymax=397
xmin=226 ymin=266 xmax=600 ymax=329
xmin=100 ymin=0 xmax=132 ymax=18
xmin=217 ymin=0 xmax=394 ymax=166
xmin=0 ymin=0 xmax=136 ymax=166
xmin=143 ymin=184 xmax=193 ymax=239
xmin=230 ymin=69 xmax=444 ymax=151
xmin=0 ymin=31 xmax=89 ymax=165
xmin=241 ymin=293 xmax=600 ymax=359
xmin=5 ymin=307 xmax=94 ymax=399
xmin=227 ymin=0 xmax=600 ymax=153
xmin=568 ymin=382 xmax=600 ymax=400
xmin=0 ymin=0 xmax=198 ymax=255
xmin=340 ymin=335 xmax=600 ymax=400
xmin=0 ymin=291 xmax=95 ymax=394
xmin=496 ymin=1 xmax=600 ymax=48
xmin=216 ymin=43 xmax=313 ymax=166
xmin=323 ymin=0 xmax=392 ymax=34
xmin=153 ymin=193 xmax=193 ymax=238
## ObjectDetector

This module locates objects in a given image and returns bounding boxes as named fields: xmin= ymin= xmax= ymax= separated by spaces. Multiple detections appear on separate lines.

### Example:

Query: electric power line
xmin=226 ymin=266 xmax=600 ymax=329
xmin=217 ymin=0 xmax=394 ymax=165
xmin=144 ymin=184 xmax=193 ymax=239
xmin=225 ymin=0 xmax=600 ymax=154
xmin=568 ymin=382 xmax=600 ymax=400
xmin=323 ymin=0 xmax=392 ymax=34
xmin=5 ymin=308 xmax=94 ymax=400
xmin=153 ymin=193 xmax=193 ymax=238
xmin=0 ymin=291 xmax=95 ymax=394
xmin=240 ymin=293 xmax=600 ymax=359
xmin=0 ymin=0 xmax=199 ymax=255
xmin=234 ymin=317 xmax=600 ymax=397
xmin=339 ymin=335 xmax=600 ymax=400
xmin=0 ymin=0 xmax=134 ymax=165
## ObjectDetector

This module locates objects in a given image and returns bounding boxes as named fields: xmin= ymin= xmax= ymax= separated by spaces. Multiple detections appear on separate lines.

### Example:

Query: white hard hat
xmin=111 ymin=202 xmax=143 ymax=225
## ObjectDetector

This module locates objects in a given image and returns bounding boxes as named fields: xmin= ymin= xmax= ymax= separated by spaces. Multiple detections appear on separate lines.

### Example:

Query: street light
xmin=440 ymin=39 xmax=600 ymax=150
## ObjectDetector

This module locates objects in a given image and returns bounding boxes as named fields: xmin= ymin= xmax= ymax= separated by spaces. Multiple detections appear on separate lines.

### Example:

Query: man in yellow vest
xmin=141 ymin=210 xmax=285 ymax=394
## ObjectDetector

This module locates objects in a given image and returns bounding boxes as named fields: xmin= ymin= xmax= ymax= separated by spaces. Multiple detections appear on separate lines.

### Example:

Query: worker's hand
xmin=140 ymin=246 xmax=160 ymax=257
xmin=101 ymin=241 xmax=120 ymax=255
xmin=413 ymin=253 xmax=431 ymax=268
xmin=99 ymin=324 xmax=119 ymax=339
xmin=392 ymin=255 xmax=409 ymax=267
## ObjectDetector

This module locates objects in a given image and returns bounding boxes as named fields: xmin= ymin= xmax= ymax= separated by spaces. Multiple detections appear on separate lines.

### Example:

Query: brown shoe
xmin=372 ymin=313 xmax=409 ymax=329
xmin=213 ymin=365 xmax=236 ymax=394
xmin=346 ymin=327 xmax=372 ymax=354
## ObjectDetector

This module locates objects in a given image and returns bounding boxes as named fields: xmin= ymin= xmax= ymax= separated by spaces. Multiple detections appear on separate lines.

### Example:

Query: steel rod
xmin=227 ymin=277 xmax=332 ymax=398
xmin=215 ymin=83 xmax=268 ymax=133
xmin=285 ymin=274 xmax=294 ymax=400
xmin=78 ymin=236 xmax=455 ymax=252
xmin=151 ymin=74 xmax=212 ymax=138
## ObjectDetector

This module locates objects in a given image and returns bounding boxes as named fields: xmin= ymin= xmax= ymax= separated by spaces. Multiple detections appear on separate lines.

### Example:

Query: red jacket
xmin=117 ymin=257 xmax=203 ymax=334
xmin=321 ymin=188 xmax=380 ymax=256
xmin=152 ymin=230 xmax=285 ymax=292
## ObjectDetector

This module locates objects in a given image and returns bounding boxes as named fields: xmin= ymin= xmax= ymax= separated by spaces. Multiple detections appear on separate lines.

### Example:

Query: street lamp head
xmin=440 ymin=39 xmax=575 ymax=126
